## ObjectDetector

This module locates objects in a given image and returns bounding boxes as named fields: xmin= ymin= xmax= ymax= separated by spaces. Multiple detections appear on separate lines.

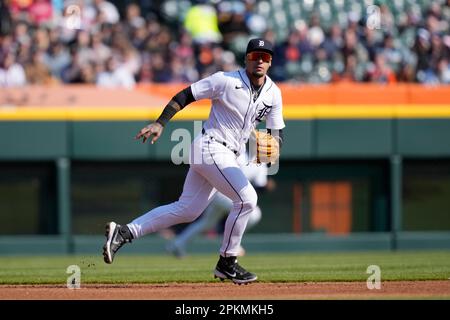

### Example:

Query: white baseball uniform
xmin=127 ymin=68 xmax=285 ymax=257
xmin=167 ymin=153 xmax=268 ymax=256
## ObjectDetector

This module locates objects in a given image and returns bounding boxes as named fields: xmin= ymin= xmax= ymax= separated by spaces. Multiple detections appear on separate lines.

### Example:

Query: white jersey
xmin=191 ymin=68 xmax=285 ymax=154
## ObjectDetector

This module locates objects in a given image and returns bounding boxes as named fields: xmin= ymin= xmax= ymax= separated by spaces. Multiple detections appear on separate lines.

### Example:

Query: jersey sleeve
xmin=190 ymin=72 xmax=227 ymax=101
xmin=266 ymin=86 xmax=285 ymax=130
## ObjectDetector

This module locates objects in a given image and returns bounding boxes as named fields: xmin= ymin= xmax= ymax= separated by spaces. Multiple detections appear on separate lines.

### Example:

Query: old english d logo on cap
xmin=246 ymin=38 xmax=274 ymax=55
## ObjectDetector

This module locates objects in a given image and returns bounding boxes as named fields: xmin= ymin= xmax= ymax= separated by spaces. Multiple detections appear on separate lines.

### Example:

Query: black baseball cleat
xmin=103 ymin=222 xmax=133 ymax=264
xmin=214 ymin=255 xmax=257 ymax=284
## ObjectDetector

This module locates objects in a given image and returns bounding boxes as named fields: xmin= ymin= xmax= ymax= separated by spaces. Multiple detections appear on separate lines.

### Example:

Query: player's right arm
xmin=136 ymin=72 xmax=226 ymax=144
xmin=135 ymin=86 xmax=196 ymax=144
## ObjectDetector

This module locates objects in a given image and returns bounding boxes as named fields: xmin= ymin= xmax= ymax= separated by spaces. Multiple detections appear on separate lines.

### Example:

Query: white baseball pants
xmin=171 ymin=192 xmax=262 ymax=252
xmin=127 ymin=135 xmax=257 ymax=257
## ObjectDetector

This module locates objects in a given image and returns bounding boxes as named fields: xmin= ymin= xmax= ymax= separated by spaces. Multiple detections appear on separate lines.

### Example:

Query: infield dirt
xmin=1 ymin=281 xmax=449 ymax=299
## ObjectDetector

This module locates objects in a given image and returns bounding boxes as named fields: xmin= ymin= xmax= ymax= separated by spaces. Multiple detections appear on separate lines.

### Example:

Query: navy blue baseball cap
xmin=246 ymin=38 xmax=274 ymax=56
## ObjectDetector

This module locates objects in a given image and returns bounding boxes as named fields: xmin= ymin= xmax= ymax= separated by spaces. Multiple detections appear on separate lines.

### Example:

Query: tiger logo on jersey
xmin=254 ymin=102 xmax=272 ymax=122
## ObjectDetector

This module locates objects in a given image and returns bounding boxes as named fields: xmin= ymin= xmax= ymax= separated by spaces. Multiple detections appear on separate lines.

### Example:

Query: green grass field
xmin=0 ymin=251 xmax=449 ymax=284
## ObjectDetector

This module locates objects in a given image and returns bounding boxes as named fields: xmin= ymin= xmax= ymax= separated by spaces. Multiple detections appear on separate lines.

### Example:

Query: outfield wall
xmin=1 ymin=84 xmax=449 ymax=254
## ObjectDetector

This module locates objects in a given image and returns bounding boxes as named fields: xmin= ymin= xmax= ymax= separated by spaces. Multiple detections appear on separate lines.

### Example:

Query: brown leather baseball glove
xmin=252 ymin=130 xmax=280 ymax=164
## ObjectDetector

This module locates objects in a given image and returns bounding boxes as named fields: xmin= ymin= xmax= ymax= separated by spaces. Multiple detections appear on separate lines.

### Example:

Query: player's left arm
xmin=267 ymin=128 xmax=284 ymax=148
xmin=266 ymin=86 xmax=285 ymax=149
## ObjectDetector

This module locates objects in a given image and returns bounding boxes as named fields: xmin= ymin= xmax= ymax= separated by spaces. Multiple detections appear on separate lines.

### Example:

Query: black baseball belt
xmin=202 ymin=128 xmax=238 ymax=155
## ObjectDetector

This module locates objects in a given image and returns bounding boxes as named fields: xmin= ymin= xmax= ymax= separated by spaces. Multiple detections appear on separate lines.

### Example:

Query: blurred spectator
xmin=321 ymin=24 xmax=343 ymax=60
xmin=43 ymin=41 xmax=71 ymax=78
xmin=184 ymin=0 xmax=222 ymax=45
xmin=0 ymin=51 xmax=26 ymax=86
xmin=342 ymin=30 xmax=358 ymax=61
xmin=75 ymin=30 xmax=94 ymax=66
xmin=96 ymin=56 xmax=135 ymax=88
xmin=364 ymin=52 xmax=397 ymax=84
xmin=28 ymin=0 xmax=52 ymax=25
xmin=15 ymin=39 xmax=31 ymax=66
xmin=243 ymin=0 xmax=266 ymax=36
xmin=14 ymin=21 xmax=31 ymax=47
xmin=414 ymin=28 xmax=432 ymax=75
xmin=333 ymin=54 xmax=357 ymax=83
xmin=296 ymin=20 xmax=313 ymax=56
xmin=34 ymin=27 xmax=50 ymax=51
xmin=149 ymin=51 xmax=171 ymax=83
xmin=124 ymin=2 xmax=145 ymax=33
xmin=25 ymin=49 xmax=56 ymax=84
xmin=169 ymin=55 xmax=198 ymax=83
xmin=437 ymin=58 xmax=450 ymax=83
xmin=379 ymin=4 xmax=395 ymax=31
xmin=90 ymin=31 xmax=111 ymax=64
xmin=61 ymin=47 xmax=82 ymax=83
xmin=0 ymin=34 xmax=13 ymax=64
xmin=308 ymin=14 xmax=325 ymax=50
xmin=398 ymin=62 xmax=417 ymax=83
xmin=418 ymin=57 xmax=450 ymax=84
xmin=0 ymin=0 xmax=14 ymax=36
xmin=430 ymin=33 xmax=448 ymax=70
xmin=111 ymin=33 xmax=141 ymax=76
xmin=382 ymin=33 xmax=402 ymax=63
xmin=137 ymin=52 xmax=152 ymax=83
xmin=9 ymin=0 xmax=33 ymax=21
xmin=80 ymin=61 xmax=96 ymax=83
xmin=173 ymin=31 xmax=195 ymax=63
xmin=92 ymin=0 xmax=120 ymax=25
xmin=217 ymin=0 xmax=249 ymax=50
xmin=360 ymin=27 xmax=379 ymax=62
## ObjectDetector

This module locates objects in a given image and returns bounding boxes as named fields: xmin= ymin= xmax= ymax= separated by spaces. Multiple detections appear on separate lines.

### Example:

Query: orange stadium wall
xmin=2 ymin=83 xmax=449 ymax=108
xmin=136 ymin=83 xmax=450 ymax=105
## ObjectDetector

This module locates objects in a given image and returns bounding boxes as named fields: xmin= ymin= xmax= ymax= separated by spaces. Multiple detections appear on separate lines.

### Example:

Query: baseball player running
xmin=166 ymin=153 xmax=274 ymax=258
xmin=103 ymin=38 xmax=285 ymax=284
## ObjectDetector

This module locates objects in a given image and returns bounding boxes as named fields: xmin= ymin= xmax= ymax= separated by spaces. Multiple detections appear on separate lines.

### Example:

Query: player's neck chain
xmin=250 ymin=80 xmax=265 ymax=102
